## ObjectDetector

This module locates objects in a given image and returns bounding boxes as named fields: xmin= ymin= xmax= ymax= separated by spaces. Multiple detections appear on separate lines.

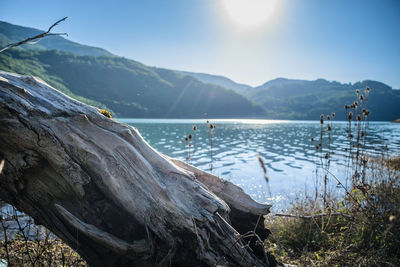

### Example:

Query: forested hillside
xmin=0 ymin=49 xmax=264 ymax=118
xmin=2 ymin=20 xmax=399 ymax=120
xmin=249 ymin=78 xmax=400 ymax=120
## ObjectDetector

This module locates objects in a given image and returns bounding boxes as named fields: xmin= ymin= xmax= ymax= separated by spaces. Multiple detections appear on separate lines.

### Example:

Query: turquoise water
xmin=118 ymin=119 xmax=400 ymax=210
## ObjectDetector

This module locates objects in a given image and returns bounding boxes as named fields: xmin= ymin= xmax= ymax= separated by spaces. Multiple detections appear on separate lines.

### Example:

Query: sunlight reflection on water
xmin=118 ymin=118 xmax=400 ymax=211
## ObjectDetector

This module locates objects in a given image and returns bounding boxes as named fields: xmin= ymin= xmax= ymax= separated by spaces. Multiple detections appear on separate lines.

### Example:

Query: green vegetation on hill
xmin=1 ymin=20 xmax=399 ymax=120
xmin=0 ymin=49 xmax=264 ymax=118
xmin=249 ymin=78 xmax=400 ymax=121
xmin=181 ymin=73 xmax=400 ymax=121
xmin=0 ymin=48 xmax=107 ymax=109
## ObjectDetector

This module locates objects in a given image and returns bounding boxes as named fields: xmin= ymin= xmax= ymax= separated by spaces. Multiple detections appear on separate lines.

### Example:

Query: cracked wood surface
xmin=0 ymin=71 xmax=272 ymax=266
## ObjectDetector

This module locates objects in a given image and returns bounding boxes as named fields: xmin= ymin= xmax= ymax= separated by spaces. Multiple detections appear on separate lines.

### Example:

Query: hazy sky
xmin=1 ymin=0 xmax=399 ymax=88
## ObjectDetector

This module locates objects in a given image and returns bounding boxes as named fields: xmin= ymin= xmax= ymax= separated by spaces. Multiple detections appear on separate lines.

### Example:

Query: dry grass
xmin=266 ymin=177 xmax=400 ymax=266
xmin=0 ymin=239 xmax=86 ymax=266
xmin=384 ymin=157 xmax=400 ymax=171
xmin=0 ymin=206 xmax=87 ymax=266
xmin=266 ymin=86 xmax=400 ymax=266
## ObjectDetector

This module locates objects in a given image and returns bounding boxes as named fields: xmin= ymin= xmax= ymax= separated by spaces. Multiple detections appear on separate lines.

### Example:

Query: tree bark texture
xmin=0 ymin=71 xmax=273 ymax=266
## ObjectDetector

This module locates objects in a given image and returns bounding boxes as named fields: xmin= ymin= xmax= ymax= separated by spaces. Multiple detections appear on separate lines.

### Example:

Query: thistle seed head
xmin=348 ymin=112 xmax=353 ymax=121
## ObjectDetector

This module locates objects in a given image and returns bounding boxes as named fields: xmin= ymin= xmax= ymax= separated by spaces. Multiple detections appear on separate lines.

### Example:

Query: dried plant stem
xmin=0 ymin=215 xmax=11 ymax=264
xmin=0 ymin=17 xmax=68 ymax=53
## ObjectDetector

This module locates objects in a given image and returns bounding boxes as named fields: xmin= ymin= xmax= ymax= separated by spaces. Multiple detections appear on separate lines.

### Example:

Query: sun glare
xmin=222 ymin=0 xmax=278 ymax=28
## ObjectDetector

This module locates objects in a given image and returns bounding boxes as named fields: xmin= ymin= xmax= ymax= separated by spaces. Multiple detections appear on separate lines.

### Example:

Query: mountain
xmin=178 ymin=71 xmax=252 ymax=94
xmin=0 ymin=21 xmax=264 ymax=118
xmin=0 ymin=49 xmax=264 ymax=118
xmin=0 ymin=21 xmax=113 ymax=57
xmin=177 ymin=72 xmax=400 ymax=121
xmin=1 ymin=20 xmax=399 ymax=120
xmin=248 ymin=78 xmax=400 ymax=121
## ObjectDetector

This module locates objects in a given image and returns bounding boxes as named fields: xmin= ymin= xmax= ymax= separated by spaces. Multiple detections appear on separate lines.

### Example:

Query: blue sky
xmin=1 ymin=0 xmax=399 ymax=88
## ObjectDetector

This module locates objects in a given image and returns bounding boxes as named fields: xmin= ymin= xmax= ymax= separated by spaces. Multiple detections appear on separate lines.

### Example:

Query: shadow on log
xmin=0 ymin=71 xmax=275 ymax=266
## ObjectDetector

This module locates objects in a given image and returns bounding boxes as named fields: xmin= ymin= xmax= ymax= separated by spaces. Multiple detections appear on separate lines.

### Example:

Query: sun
xmin=222 ymin=0 xmax=278 ymax=28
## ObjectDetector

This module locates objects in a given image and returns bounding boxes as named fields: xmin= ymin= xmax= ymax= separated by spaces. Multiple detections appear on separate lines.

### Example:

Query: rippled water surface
xmin=118 ymin=119 xmax=400 ymax=210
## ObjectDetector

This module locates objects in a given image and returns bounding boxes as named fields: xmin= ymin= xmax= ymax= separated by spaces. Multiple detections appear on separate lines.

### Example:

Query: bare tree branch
xmin=0 ymin=17 xmax=68 ymax=53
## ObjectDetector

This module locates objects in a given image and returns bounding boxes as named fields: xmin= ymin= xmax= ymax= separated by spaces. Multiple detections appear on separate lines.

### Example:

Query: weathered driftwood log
xmin=0 ymin=71 xmax=273 ymax=266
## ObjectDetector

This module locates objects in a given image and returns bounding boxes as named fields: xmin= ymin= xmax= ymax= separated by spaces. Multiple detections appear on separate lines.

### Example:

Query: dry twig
xmin=0 ymin=17 xmax=68 ymax=53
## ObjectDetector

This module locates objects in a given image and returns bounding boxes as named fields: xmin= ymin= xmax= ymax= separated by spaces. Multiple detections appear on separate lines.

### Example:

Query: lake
xmin=118 ymin=119 xmax=400 ymax=211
